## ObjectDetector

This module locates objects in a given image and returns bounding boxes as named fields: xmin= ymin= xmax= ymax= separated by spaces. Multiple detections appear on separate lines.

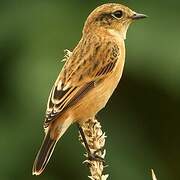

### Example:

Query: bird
xmin=32 ymin=3 xmax=147 ymax=175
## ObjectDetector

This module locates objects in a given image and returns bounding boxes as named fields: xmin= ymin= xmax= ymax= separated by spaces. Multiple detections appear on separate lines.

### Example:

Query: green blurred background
xmin=0 ymin=0 xmax=179 ymax=180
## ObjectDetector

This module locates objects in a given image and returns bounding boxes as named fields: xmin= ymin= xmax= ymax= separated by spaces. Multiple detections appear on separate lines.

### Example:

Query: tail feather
xmin=32 ymin=131 xmax=57 ymax=175
xmin=32 ymin=117 xmax=73 ymax=175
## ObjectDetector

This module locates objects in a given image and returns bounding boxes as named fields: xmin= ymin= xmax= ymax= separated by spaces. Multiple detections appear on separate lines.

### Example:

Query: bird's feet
xmin=88 ymin=153 xmax=105 ymax=162
xmin=83 ymin=150 xmax=106 ymax=167
xmin=88 ymin=149 xmax=105 ymax=163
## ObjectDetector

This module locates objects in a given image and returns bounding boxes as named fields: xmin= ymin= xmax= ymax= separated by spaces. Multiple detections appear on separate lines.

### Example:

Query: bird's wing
xmin=44 ymin=38 xmax=120 ymax=127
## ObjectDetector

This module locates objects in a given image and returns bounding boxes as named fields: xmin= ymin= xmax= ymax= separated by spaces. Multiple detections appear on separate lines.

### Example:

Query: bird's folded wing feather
xmin=44 ymin=38 xmax=120 ymax=127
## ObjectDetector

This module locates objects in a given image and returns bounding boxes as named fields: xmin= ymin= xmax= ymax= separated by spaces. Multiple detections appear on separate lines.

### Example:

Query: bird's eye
xmin=112 ymin=10 xmax=123 ymax=19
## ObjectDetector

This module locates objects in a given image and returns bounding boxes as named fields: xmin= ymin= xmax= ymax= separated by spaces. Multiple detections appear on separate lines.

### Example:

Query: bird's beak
xmin=131 ymin=13 xmax=148 ymax=20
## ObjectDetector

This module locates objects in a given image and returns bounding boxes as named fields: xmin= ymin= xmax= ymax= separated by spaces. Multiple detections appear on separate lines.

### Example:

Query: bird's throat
xmin=108 ymin=25 xmax=129 ymax=40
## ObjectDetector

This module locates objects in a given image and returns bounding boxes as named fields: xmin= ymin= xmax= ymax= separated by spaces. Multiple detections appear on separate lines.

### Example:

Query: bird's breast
xmin=71 ymin=41 xmax=125 ymax=122
xmin=98 ymin=43 xmax=125 ymax=103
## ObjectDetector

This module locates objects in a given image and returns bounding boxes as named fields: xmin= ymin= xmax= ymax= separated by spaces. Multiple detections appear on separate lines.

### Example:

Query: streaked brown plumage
xmin=32 ymin=3 xmax=147 ymax=175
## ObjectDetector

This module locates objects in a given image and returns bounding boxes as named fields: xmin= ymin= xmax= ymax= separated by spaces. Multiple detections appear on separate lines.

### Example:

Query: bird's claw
xmin=88 ymin=152 xmax=105 ymax=163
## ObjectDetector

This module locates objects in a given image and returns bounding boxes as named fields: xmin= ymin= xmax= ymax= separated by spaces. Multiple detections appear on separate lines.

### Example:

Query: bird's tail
xmin=32 ymin=117 xmax=73 ymax=175
xmin=32 ymin=130 xmax=57 ymax=175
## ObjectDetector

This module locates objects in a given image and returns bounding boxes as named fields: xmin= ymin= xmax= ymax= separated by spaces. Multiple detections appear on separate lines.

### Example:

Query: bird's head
xmin=83 ymin=3 xmax=147 ymax=39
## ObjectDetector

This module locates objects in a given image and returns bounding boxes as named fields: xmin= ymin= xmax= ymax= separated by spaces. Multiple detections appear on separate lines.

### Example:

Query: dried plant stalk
xmin=151 ymin=169 xmax=157 ymax=180
xmin=79 ymin=118 xmax=109 ymax=180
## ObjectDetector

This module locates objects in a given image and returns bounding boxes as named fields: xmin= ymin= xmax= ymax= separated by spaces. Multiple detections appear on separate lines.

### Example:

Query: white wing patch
xmin=62 ymin=82 xmax=71 ymax=91
xmin=57 ymin=80 xmax=62 ymax=91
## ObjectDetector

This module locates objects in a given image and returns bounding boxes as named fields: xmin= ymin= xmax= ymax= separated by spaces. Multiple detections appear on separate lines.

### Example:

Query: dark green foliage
xmin=0 ymin=1 xmax=179 ymax=180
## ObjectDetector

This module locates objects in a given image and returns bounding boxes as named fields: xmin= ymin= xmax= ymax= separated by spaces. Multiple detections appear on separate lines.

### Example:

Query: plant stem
xmin=79 ymin=118 xmax=109 ymax=180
